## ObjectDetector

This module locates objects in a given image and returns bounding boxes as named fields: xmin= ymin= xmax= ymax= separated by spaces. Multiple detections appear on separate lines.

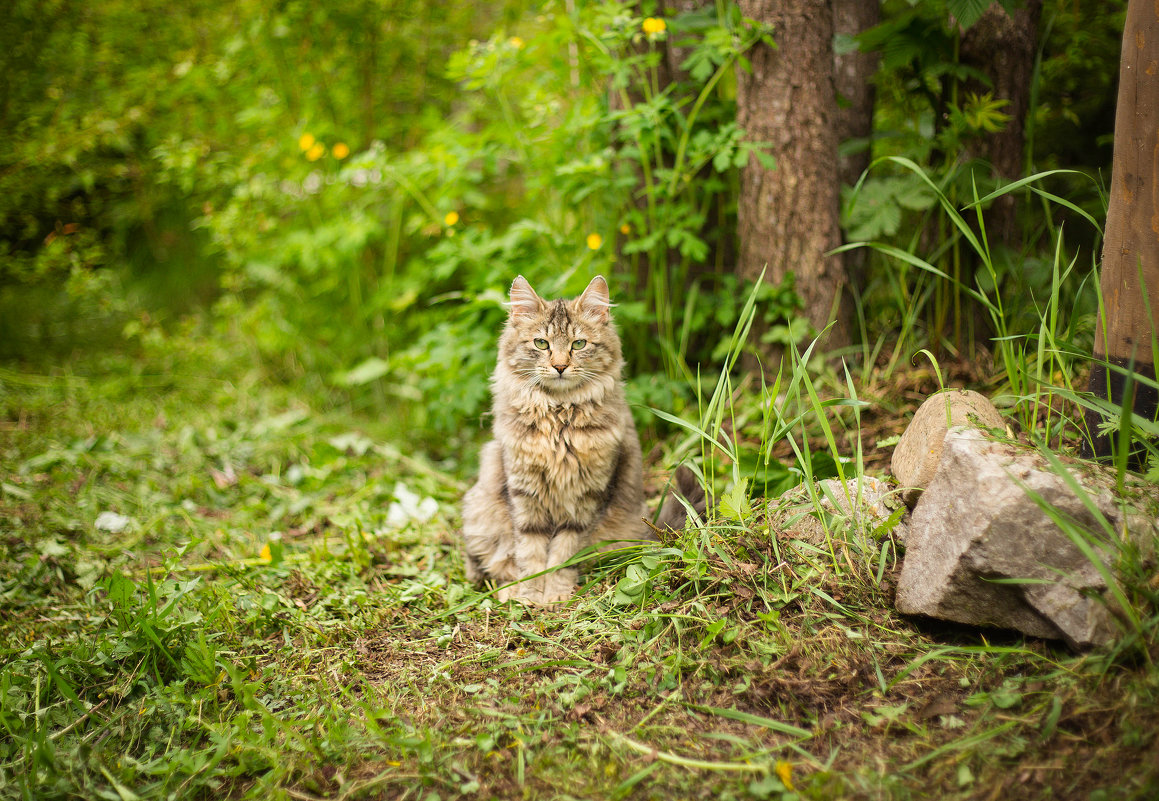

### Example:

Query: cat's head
xmin=498 ymin=275 xmax=623 ymax=395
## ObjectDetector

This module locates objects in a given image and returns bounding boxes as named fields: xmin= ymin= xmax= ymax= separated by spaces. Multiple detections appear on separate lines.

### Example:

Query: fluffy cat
xmin=461 ymin=275 xmax=700 ymax=607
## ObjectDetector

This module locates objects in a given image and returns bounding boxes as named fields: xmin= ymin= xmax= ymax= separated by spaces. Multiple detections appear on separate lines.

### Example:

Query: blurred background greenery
xmin=0 ymin=0 xmax=1125 ymax=446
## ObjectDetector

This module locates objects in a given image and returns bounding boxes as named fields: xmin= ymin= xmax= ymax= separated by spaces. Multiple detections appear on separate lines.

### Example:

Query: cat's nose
xmin=553 ymin=364 xmax=567 ymax=375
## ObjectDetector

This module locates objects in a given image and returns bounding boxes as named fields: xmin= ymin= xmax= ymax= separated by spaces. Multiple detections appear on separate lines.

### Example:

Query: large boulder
xmin=896 ymin=428 xmax=1157 ymax=649
xmin=891 ymin=389 xmax=1006 ymax=506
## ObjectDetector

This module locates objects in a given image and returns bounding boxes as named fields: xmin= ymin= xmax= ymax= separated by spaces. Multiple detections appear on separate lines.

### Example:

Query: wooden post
xmin=1085 ymin=0 xmax=1159 ymax=462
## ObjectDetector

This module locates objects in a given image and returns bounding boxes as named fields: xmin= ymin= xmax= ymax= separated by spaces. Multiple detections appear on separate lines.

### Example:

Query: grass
xmin=3 ymin=315 xmax=1159 ymax=801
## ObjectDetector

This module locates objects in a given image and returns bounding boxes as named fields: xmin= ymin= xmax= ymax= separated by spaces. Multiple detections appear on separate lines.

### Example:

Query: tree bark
xmin=832 ymin=0 xmax=880 ymax=295
xmin=1084 ymin=0 xmax=1159 ymax=462
xmin=737 ymin=0 xmax=848 ymax=354
xmin=832 ymin=0 xmax=879 ymax=190
xmin=959 ymin=0 xmax=1043 ymax=246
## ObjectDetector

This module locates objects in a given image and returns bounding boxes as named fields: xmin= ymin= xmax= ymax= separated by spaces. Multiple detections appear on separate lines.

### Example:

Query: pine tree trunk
xmin=832 ymin=0 xmax=879 ymax=190
xmin=736 ymin=0 xmax=848 ymax=355
xmin=832 ymin=0 xmax=880 ymax=293
xmin=960 ymin=0 xmax=1043 ymax=247
xmin=1084 ymin=0 xmax=1159 ymax=461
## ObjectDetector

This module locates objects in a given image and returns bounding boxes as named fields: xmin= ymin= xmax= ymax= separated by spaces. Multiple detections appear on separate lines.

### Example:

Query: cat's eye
xmin=533 ymin=338 xmax=549 ymax=350
xmin=571 ymin=339 xmax=587 ymax=350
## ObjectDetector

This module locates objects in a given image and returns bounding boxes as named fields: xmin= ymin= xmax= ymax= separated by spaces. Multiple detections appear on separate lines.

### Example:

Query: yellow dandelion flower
xmin=298 ymin=132 xmax=315 ymax=151
xmin=332 ymin=142 xmax=350 ymax=159
xmin=774 ymin=760 xmax=794 ymax=790
xmin=619 ymin=223 xmax=631 ymax=234
xmin=586 ymin=232 xmax=603 ymax=250
xmin=306 ymin=142 xmax=325 ymax=161
xmin=259 ymin=543 xmax=273 ymax=562
xmin=509 ymin=36 xmax=525 ymax=49
xmin=642 ymin=17 xmax=667 ymax=35
xmin=444 ymin=211 xmax=460 ymax=226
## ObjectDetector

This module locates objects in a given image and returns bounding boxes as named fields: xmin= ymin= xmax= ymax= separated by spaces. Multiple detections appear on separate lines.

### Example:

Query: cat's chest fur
xmin=500 ymin=400 xmax=624 ymax=501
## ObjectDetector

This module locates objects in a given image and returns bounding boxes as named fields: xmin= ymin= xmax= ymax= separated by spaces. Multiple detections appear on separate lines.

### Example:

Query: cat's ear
xmin=509 ymin=275 xmax=544 ymax=320
xmin=576 ymin=275 xmax=611 ymax=321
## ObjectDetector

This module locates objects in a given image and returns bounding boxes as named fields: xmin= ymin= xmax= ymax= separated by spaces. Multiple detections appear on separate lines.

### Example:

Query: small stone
xmin=771 ymin=476 xmax=906 ymax=547
xmin=891 ymin=389 xmax=1005 ymax=506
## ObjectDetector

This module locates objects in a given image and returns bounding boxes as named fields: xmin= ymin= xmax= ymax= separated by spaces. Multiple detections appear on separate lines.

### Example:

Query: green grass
xmin=2 ymin=325 xmax=1159 ymax=801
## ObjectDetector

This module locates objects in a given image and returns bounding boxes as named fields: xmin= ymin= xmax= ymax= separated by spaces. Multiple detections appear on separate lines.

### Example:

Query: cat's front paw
xmin=540 ymin=590 xmax=574 ymax=610
xmin=540 ymin=576 xmax=576 ymax=610
xmin=497 ymin=580 xmax=543 ymax=606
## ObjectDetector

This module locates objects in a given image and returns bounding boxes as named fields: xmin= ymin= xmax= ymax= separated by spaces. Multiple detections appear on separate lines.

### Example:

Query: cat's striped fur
xmin=461 ymin=275 xmax=698 ymax=606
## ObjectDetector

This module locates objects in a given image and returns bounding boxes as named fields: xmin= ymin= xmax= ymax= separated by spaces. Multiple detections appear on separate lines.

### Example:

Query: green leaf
xmin=894 ymin=179 xmax=937 ymax=211
xmin=104 ymin=571 xmax=136 ymax=616
xmin=99 ymin=767 xmax=142 ymax=801
xmin=719 ymin=478 xmax=752 ymax=522
xmin=614 ymin=563 xmax=651 ymax=605
xmin=947 ymin=0 xmax=993 ymax=30
xmin=861 ymin=703 xmax=908 ymax=727
xmin=990 ymin=688 xmax=1022 ymax=709
xmin=698 ymin=618 xmax=727 ymax=649
xmin=747 ymin=773 xmax=788 ymax=798
xmin=957 ymin=763 xmax=975 ymax=787
xmin=0 ymin=481 xmax=31 ymax=499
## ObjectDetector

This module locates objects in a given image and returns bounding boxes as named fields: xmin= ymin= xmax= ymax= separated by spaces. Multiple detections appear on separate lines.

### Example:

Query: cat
xmin=461 ymin=274 xmax=703 ymax=607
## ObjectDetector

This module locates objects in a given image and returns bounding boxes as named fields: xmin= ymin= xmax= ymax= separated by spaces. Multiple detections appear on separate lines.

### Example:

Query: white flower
xmin=386 ymin=482 xmax=439 ymax=528
xmin=94 ymin=511 xmax=133 ymax=533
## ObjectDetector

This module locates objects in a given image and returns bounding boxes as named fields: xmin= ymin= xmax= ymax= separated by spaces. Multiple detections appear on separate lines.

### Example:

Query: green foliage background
xmin=0 ymin=0 xmax=1127 ymax=437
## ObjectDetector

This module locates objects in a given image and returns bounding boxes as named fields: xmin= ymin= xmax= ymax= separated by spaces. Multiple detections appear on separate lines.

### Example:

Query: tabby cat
xmin=461 ymin=275 xmax=700 ymax=607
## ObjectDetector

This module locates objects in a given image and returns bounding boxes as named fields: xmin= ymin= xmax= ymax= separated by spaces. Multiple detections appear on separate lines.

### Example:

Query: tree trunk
xmin=959 ymin=0 xmax=1043 ymax=247
xmin=832 ymin=0 xmax=880 ymax=294
xmin=737 ymin=0 xmax=848 ymax=356
xmin=832 ymin=0 xmax=879 ymax=190
xmin=1084 ymin=0 xmax=1159 ymax=462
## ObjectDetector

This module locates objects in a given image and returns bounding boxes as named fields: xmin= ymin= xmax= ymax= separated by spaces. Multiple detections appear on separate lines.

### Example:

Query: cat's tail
xmin=655 ymin=465 xmax=707 ymax=532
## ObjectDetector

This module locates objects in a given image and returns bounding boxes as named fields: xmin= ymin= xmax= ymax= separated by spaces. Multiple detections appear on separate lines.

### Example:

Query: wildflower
xmin=95 ymin=511 xmax=133 ymax=533
xmin=306 ymin=142 xmax=325 ymax=161
xmin=509 ymin=36 xmax=525 ymax=49
xmin=444 ymin=211 xmax=460 ymax=227
xmin=332 ymin=142 xmax=350 ymax=159
xmin=642 ymin=17 xmax=667 ymax=35
xmin=259 ymin=532 xmax=283 ymax=563
xmin=774 ymin=760 xmax=794 ymax=790
xmin=619 ymin=223 xmax=631 ymax=234
xmin=586 ymin=233 xmax=603 ymax=250
xmin=386 ymin=482 xmax=440 ymax=528
xmin=298 ymin=132 xmax=315 ymax=151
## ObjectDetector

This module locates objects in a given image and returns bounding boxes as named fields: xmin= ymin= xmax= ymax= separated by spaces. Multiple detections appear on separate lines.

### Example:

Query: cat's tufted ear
xmin=576 ymin=275 xmax=611 ymax=321
xmin=509 ymin=275 xmax=544 ymax=319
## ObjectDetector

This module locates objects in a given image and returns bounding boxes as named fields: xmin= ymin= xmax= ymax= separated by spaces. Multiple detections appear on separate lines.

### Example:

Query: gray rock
xmin=895 ymin=428 xmax=1156 ymax=649
xmin=891 ymin=389 xmax=1005 ymax=506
